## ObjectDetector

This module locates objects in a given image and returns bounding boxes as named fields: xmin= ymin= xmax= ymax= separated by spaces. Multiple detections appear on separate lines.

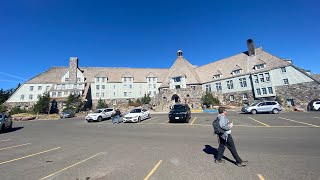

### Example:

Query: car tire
xmin=251 ymin=109 xmax=257 ymax=114
xmin=272 ymin=108 xmax=279 ymax=114
xmin=8 ymin=122 xmax=12 ymax=130
xmin=1 ymin=125 xmax=5 ymax=133
xmin=97 ymin=116 xmax=102 ymax=122
xmin=186 ymin=118 xmax=189 ymax=123
xmin=148 ymin=114 xmax=151 ymax=119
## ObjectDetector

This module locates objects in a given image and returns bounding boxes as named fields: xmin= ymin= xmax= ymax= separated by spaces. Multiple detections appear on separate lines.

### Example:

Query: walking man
xmin=112 ymin=108 xmax=121 ymax=124
xmin=215 ymin=107 xmax=248 ymax=167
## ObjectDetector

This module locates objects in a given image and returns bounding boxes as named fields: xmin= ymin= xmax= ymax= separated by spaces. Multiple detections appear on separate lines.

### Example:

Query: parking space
xmin=0 ymin=111 xmax=319 ymax=179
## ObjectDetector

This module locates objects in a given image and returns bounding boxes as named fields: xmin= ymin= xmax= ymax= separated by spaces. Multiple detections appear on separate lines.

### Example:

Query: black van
xmin=168 ymin=104 xmax=191 ymax=123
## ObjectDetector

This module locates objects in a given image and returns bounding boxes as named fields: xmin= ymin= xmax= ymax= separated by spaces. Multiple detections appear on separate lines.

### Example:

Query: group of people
xmin=111 ymin=109 xmax=121 ymax=124
xmin=214 ymin=106 xmax=248 ymax=167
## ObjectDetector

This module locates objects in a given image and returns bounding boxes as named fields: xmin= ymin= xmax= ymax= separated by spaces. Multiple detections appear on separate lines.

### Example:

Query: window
xmin=281 ymin=67 xmax=287 ymax=73
xmin=129 ymin=85 xmax=132 ymax=89
xmin=149 ymin=84 xmax=151 ymax=88
xmin=96 ymin=93 xmax=100 ymax=98
xmin=102 ymin=85 xmax=105 ymax=89
xmin=213 ymin=74 xmax=221 ymax=79
xmin=226 ymin=80 xmax=234 ymax=89
xmin=173 ymin=77 xmax=181 ymax=82
xmin=175 ymin=85 xmax=181 ymax=89
xmin=101 ymin=92 xmax=105 ymax=97
xmin=124 ymin=92 xmax=127 ymax=97
xmin=65 ymin=78 xmax=69 ymax=82
xmin=38 ymin=86 xmax=42 ymax=90
xmin=57 ymin=84 xmax=61 ymax=90
xmin=46 ymin=86 xmax=50 ymax=91
xmin=268 ymin=87 xmax=273 ymax=94
xmin=233 ymin=70 xmax=241 ymax=75
xmin=96 ymin=85 xmax=100 ymax=90
xmin=52 ymin=92 xmax=56 ymax=97
xmin=123 ymin=77 xmax=127 ymax=82
xmin=58 ymin=92 xmax=62 ymax=97
xmin=242 ymin=93 xmax=248 ymax=100
xmin=259 ymin=74 xmax=265 ymax=83
xmin=256 ymin=89 xmax=261 ymax=95
xmin=229 ymin=95 xmax=235 ymax=101
xmin=153 ymin=84 xmax=156 ymax=88
xmin=153 ymin=77 xmax=156 ymax=82
xmin=255 ymin=64 xmax=265 ymax=70
xmin=114 ymin=92 xmax=116 ymax=96
xmin=114 ymin=85 xmax=116 ymax=89
xmin=191 ymin=86 xmax=196 ymax=90
xmin=29 ymin=94 xmax=33 ymax=100
xmin=74 ymin=84 xmax=77 ymax=89
xmin=148 ymin=78 xmax=151 ymax=82
xmin=30 ymin=86 xmax=34 ymax=91
xmin=20 ymin=95 xmax=24 ymax=100
xmin=77 ymin=78 xmax=81 ymax=82
xmin=283 ymin=78 xmax=289 ymax=85
xmin=205 ymin=84 xmax=211 ymax=92
xmin=239 ymin=78 xmax=247 ymax=87
xmin=215 ymin=82 xmax=222 ymax=91
xmin=262 ymin=88 xmax=267 ymax=94
xmin=265 ymin=73 xmax=270 ymax=82
xmin=102 ymin=77 xmax=105 ymax=82
xmin=253 ymin=75 xmax=259 ymax=83
xmin=62 ymin=84 xmax=65 ymax=90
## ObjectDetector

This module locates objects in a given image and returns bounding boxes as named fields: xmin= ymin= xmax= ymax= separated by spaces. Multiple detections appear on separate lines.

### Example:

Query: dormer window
xmin=255 ymin=64 xmax=265 ymax=70
xmin=213 ymin=74 xmax=221 ymax=79
xmin=232 ymin=69 xmax=241 ymax=75
xmin=65 ymin=78 xmax=69 ymax=82
xmin=173 ymin=77 xmax=181 ymax=82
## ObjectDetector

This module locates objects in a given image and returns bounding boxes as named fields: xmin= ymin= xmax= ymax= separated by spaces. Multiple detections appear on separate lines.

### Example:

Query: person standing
xmin=215 ymin=107 xmax=248 ymax=167
xmin=112 ymin=108 xmax=121 ymax=124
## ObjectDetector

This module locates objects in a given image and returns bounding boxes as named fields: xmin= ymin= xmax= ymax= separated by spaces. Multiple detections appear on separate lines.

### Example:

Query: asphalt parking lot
xmin=0 ymin=111 xmax=320 ymax=180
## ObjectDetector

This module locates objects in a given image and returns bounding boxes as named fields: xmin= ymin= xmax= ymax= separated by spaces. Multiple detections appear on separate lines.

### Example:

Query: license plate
xmin=175 ymin=117 xmax=179 ymax=119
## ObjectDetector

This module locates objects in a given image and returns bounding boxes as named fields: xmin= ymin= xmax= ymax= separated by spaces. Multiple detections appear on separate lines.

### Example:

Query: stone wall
xmin=275 ymin=81 xmax=320 ymax=110
xmin=221 ymin=90 xmax=254 ymax=106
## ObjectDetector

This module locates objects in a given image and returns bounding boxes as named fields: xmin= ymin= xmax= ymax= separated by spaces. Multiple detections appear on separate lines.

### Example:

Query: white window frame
xmin=265 ymin=73 xmax=270 ymax=82
xmin=256 ymin=89 xmax=261 ymax=95
xmin=229 ymin=95 xmax=235 ymax=101
xmin=268 ymin=87 xmax=273 ymax=94
xmin=281 ymin=67 xmax=287 ymax=73
xmin=283 ymin=78 xmax=289 ymax=85
xmin=226 ymin=80 xmax=234 ymax=89
xmin=215 ymin=82 xmax=222 ymax=92
xmin=239 ymin=78 xmax=247 ymax=87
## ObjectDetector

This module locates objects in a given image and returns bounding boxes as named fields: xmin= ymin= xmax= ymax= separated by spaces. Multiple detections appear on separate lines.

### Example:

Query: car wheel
xmin=148 ymin=114 xmax=151 ymax=119
xmin=251 ymin=109 xmax=257 ymax=114
xmin=138 ymin=117 xmax=141 ymax=123
xmin=97 ymin=116 xmax=102 ymax=122
xmin=8 ymin=122 xmax=12 ymax=130
xmin=272 ymin=108 xmax=279 ymax=114
xmin=186 ymin=118 xmax=189 ymax=123
xmin=1 ymin=125 xmax=5 ymax=133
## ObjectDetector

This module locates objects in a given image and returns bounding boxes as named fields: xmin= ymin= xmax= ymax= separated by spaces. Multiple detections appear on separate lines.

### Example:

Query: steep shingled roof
xmin=160 ymin=56 xmax=202 ymax=87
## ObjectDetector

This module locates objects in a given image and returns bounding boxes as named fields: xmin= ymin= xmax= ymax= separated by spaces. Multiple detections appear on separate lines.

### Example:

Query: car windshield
xmin=130 ymin=109 xmax=142 ymax=113
xmin=0 ymin=114 xmax=2 ymax=118
xmin=250 ymin=102 xmax=259 ymax=106
xmin=172 ymin=105 xmax=186 ymax=111
xmin=106 ymin=109 xmax=114 ymax=112
xmin=64 ymin=110 xmax=72 ymax=113
xmin=94 ymin=109 xmax=102 ymax=113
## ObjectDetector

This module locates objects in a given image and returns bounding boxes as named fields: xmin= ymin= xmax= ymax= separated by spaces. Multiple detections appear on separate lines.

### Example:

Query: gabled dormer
xmin=213 ymin=70 xmax=222 ymax=79
xmin=254 ymin=59 xmax=266 ymax=70
xmin=122 ymin=72 xmax=134 ymax=83
xmin=146 ymin=72 xmax=157 ymax=83
xmin=94 ymin=72 xmax=108 ymax=83
xmin=231 ymin=65 xmax=242 ymax=75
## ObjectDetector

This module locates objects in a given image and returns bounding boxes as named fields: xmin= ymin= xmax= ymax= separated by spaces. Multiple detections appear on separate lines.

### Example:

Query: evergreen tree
xmin=202 ymin=92 xmax=220 ymax=107
xmin=33 ymin=93 xmax=50 ymax=114
xmin=64 ymin=94 xmax=84 ymax=112
xmin=141 ymin=93 xmax=151 ymax=104
xmin=96 ymin=98 xmax=107 ymax=109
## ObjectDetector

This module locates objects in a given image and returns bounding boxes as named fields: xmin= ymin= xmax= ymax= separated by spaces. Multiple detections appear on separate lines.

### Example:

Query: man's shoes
xmin=236 ymin=160 xmax=248 ymax=167
xmin=214 ymin=159 xmax=226 ymax=164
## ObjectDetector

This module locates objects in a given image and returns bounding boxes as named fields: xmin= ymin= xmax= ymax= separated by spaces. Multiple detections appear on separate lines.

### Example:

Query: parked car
xmin=242 ymin=101 xmax=282 ymax=114
xmin=0 ymin=113 xmax=13 ymax=133
xmin=85 ymin=108 xmax=113 ymax=122
xmin=123 ymin=107 xmax=150 ymax=123
xmin=168 ymin=104 xmax=191 ymax=123
xmin=60 ymin=109 xmax=75 ymax=119
xmin=313 ymin=101 xmax=320 ymax=111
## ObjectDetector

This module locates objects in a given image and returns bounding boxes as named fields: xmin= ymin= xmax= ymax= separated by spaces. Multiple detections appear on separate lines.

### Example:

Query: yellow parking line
xmin=257 ymin=174 xmax=265 ymax=180
xmin=39 ymin=152 xmax=101 ymax=180
xmin=0 ymin=147 xmax=61 ymax=165
xmin=0 ymin=143 xmax=31 ymax=151
xmin=144 ymin=160 xmax=162 ymax=180
xmin=0 ymin=139 xmax=12 ymax=143
xmin=248 ymin=117 xmax=270 ymax=127
xmin=190 ymin=117 xmax=197 ymax=125
xmin=279 ymin=117 xmax=319 ymax=127
xmin=314 ymin=117 xmax=320 ymax=119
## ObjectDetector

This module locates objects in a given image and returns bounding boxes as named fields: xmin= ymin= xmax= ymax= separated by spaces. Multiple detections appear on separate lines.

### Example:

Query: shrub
xmin=96 ymin=98 xmax=107 ymax=109
xmin=202 ymin=92 xmax=220 ymax=107
xmin=33 ymin=93 xmax=50 ymax=114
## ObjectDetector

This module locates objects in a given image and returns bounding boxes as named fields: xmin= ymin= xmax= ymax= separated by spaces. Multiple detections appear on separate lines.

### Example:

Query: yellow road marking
xmin=144 ymin=160 xmax=162 ymax=180
xmin=0 ymin=143 xmax=31 ymax=151
xmin=190 ymin=117 xmax=197 ymax=125
xmin=0 ymin=147 xmax=61 ymax=165
xmin=257 ymin=174 xmax=265 ymax=180
xmin=248 ymin=117 xmax=270 ymax=127
xmin=39 ymin=153 xmax=101 ymax=180
xmin=279 ymin=117 xmax=319 ymax=127
xmin=0 ymin=139 xmax=12 ymax=143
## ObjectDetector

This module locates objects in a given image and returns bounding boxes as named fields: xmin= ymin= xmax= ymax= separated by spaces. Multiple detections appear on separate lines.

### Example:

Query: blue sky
xmin=1 ymin=0 xmax=319 ymax=90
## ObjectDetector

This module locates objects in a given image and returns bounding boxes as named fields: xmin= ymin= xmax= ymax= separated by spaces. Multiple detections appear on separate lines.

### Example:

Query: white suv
xmin=313 ymin=101 xmax=320 ymax=111
xmin=242 ymin=101 xmax=282 ymax=114
xmin=85 ymin=108 xmax=115 ymax=122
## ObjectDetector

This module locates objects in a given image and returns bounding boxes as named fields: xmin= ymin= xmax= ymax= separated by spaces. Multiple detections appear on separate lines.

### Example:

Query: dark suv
xmin=168 ymin=104 xmax=191 ymax=123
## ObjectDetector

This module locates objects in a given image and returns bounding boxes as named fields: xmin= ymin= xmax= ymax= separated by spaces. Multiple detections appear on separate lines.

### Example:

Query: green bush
xmin=96 ymin=98 xmax=107 ymax=109
xmin=33 ymin=93 xmax=50 ymax=114
xmin=10 ymin=107 xmax=27 ymax=115
xmin=202 ymin=92 xmax=220 ymax=107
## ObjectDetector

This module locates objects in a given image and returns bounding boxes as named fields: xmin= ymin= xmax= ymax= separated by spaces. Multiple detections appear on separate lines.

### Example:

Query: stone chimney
xmin=177 ymin=50 xmax=183 ymax=57
xmin=69 ymin=57 xmax=78 ymax=83
xmin=247 ymin=39 xmax=256 ymax=56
